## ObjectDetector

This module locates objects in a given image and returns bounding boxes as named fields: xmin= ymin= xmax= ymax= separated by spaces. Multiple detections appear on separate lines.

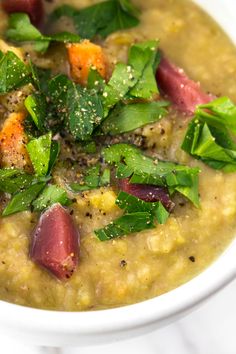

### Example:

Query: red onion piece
xmin=2 ymin=0 xmax=44 ymax=26
xmin=156 ymin=56 xmax=213 ymax=115
xmin=30 ymin=203 xmax=80 ymax=280
xmin=118 ymin=178 xmax=175 ymax=212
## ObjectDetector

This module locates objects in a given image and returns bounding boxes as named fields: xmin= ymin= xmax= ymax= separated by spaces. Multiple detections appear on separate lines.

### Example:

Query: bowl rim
xmin=1 ymin=0 xmax=236 ymax=337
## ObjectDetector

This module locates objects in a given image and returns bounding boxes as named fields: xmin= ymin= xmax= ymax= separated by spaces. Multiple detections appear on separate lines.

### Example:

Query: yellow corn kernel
xmin=89 ymin=189 xmax=118 ymax=213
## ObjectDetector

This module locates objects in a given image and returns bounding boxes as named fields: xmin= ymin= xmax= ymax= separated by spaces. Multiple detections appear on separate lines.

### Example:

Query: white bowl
xmin=1 ymin=0 xmax=236 ymax=347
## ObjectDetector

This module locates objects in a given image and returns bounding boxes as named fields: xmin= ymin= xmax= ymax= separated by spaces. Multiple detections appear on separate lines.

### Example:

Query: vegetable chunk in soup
xmin=0 ymin=0 xmax=236 ymax=311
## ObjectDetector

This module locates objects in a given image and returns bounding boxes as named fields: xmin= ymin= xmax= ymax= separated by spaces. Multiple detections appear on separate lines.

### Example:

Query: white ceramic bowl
xmin=1 ymin=0 xmax=236 ymax=347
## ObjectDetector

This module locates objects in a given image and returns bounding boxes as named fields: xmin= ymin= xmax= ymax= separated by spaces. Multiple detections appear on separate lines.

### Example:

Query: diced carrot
xmin=0 ymin=112 xmax=32 ymax=170
xmin=67 ymin=40 xmax=107 ymax=86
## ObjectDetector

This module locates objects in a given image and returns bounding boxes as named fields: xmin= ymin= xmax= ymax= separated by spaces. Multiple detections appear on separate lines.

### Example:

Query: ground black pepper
xmin=120 ymin=260 xmax=127 ymax=268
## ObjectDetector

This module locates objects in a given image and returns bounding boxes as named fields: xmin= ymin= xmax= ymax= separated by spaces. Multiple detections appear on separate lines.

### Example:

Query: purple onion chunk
xmin=30 ymin=203 xmax=80 ymax=280
xmin=156 ymin=56 xmax=213 ymax=115
xmin=2 ymin=0 xmax=44 ymax=27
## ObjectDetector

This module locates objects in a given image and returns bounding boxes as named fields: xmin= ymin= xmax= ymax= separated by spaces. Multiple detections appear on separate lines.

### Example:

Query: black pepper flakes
xmin=160 ymin=128 xmax=165 ymax=135
xmin=189 ymin=256 xmax=195 ymax=263
xmin=120 ymin=260 xmax=127 ymax=268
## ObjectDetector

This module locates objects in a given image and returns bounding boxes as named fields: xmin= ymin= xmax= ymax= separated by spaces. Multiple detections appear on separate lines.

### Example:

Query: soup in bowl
xmin=0 ymin=0 xmax=236 ymax=346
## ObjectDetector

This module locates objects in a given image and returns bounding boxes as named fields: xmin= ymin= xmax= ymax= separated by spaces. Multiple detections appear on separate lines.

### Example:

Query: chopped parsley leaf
xmin=50 ymin=0 xmax=139 ymax=40
xmin=2 ymin=182 xmax=46 ymax=216
xmin=26 ymin=132 xmax=53 ymax=177
xmin=95 ymin=212 xmax=154 ymax=241
xmin=33 ymin=185 xmax=71 ymax=211
xmin=6 ymin=13 xmax=80 ymax=53
xmin=101 ymin=101 xmax=169 ymax=135
xmin=182 ymin=97 xmax=236 ymax=172
xmin=0 ymin=51 xmax=31 ymax=94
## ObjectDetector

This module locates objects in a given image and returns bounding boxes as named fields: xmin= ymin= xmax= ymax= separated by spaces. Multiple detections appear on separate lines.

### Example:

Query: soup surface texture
xmin=0 ymin=0 xmax=236 ymax=311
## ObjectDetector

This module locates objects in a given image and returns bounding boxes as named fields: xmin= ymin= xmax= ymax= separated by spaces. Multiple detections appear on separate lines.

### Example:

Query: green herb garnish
xmin=50 ymin=0 xmax=139 ymax=40
xmin=128 ymin=40 xmax=160 ymax=99
xmin=48 ymin=141 xmax=60 ymax=175
xmin=26 ymin=132 xmax=53 ymax=176
xmin=2 ymin=182 xmax=46 ymax=216
xmin=102 ymin=40 xmax=161 ymax=117
xmin=95 ymin=212 xmax=154 ymax=241
xmin=87 ymin=68 xmax=105 ymax=93
xmin=67 ymin=83 xmax=103 ymax=141
xmin=116 ymin=191 xmax=169 ymax=223
xmin=0 ymin=51 xmax=31 ymax=94
xmin=47 ymin=74 xmax=73 ymax=121
xmin=29 ymin=62 xmax=51 ymax=93
xmin=24 ymin=93 xmax=47 ymax=132
xmin=32 ymin=185 xmax=71 ymax=211
xmin=102 ymin=62 xmax=139 ymax=116
xmin=83 ymin=141 xmax=97 ymax=154
xmin=70 ymin=165 xmax=110 ymax=192
xmin=48 ymin=75 xmax=104 ymax=140
xmin=101 ymin=101 xmax=168 ymax=135
xmin=100 ymin=168 xmax=111 ymax=186
xmin=0 ymin=169 xmax=34 ymax=194
xmin=182 ymin=97 xmax=236 ymax=172
xmin=6 ymin=13 xmax=80 ymax=53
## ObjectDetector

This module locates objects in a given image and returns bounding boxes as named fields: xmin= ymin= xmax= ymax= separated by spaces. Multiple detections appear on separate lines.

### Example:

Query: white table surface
xmin=1 ymin=279 xmax=236 ymax=354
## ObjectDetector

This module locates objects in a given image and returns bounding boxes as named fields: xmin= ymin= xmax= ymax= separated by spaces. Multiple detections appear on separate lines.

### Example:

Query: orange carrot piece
xmin=67 ymin=40 xmax=107 ymax=86
xmin=0 ymin=112 xmax=32 ymax=170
